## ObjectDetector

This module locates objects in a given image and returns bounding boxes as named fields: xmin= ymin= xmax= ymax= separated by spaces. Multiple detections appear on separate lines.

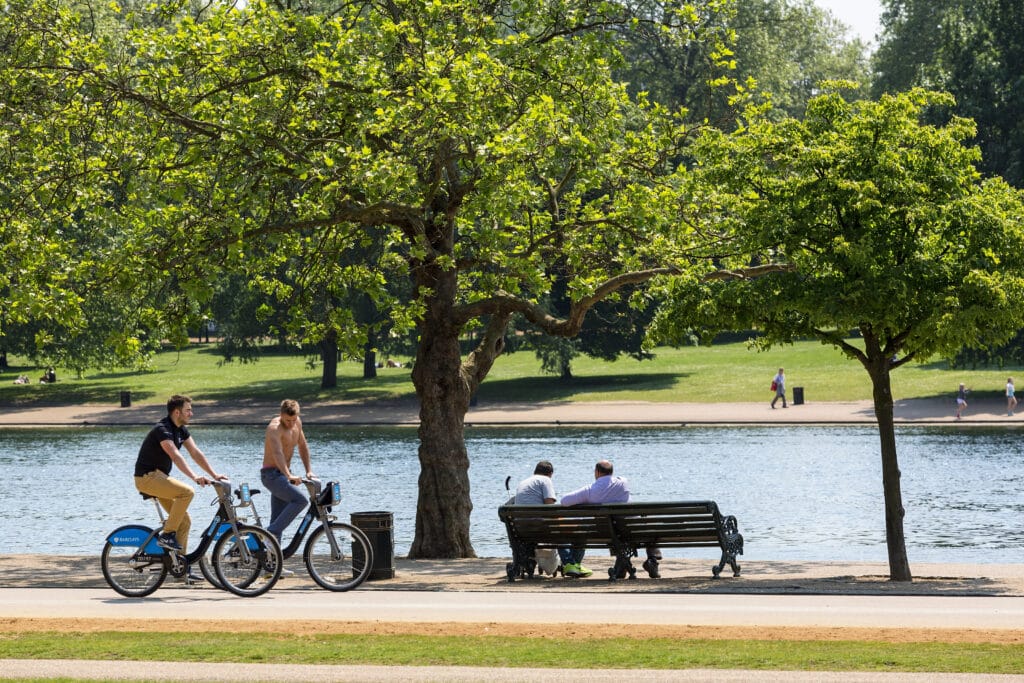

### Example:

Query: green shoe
xmin=575 ymin=564 xmax=594 ymax=577
xmin=563 ymin=563 xmax=582 ymax=577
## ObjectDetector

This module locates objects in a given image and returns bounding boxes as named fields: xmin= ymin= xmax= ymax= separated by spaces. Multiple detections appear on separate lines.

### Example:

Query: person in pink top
xmin=558 ymin=460 xmax=630 ymax=578
xmin=559 ymin=459 xmax=663 ymax=578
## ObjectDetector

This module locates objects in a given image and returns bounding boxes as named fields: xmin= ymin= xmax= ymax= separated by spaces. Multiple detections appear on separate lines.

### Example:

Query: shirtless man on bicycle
xmin=134 ymin=395 xmax=228 ymax=553
xmin=261 ymin=400 xmax=316 ymax=555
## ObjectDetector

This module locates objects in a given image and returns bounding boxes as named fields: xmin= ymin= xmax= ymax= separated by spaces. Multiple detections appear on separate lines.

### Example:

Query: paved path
xmin=1 ymin=659 xmax=1019 ymax=682
xmin=1 ymin=397 xmax=1019 ymax=426
xmin=3 ymin=588 xmax=1024 ymax=630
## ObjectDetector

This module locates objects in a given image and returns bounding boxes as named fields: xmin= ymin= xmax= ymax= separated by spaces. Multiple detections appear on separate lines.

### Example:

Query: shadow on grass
xmin=0 ymin=371 xmax=418 ymax=407
xmin=0 ymin=368 xmax=681 ymax=408
xmin=476 ymin=372 xmax=682 ymax=403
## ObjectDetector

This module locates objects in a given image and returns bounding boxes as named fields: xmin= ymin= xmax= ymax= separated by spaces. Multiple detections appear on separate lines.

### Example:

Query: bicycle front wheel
xmin=211 ymin=525 xmax=282 ymax=597
xmin=101 ymin=540 xmax=166 ymax=598
xmin=198 ymin=554 xmax=222 ymax=589
xmin=303 ymin=522 xmax=373 ymax=591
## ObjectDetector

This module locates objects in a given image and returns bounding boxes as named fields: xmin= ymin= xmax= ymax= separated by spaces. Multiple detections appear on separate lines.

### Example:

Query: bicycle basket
xmin=317 ymin=481 xmax=341 ymax=507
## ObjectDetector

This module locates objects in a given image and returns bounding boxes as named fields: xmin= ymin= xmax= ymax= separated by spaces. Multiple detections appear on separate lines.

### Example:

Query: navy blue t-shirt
xmin=134 ymin=417 xmax=190 ymax=477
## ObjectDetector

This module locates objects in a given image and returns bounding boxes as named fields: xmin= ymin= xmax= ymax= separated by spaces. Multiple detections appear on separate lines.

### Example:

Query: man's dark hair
xmin=595 ymin=460 xmax=613 ymax=476
xmin=167 ymin=394 xmax=192 ymax=415
xmin=534 ymin=460 xmax=554 ymax=476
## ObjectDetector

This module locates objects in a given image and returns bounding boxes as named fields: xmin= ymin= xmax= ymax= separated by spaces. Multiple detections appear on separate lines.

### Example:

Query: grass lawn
xmin=0 ymin=631 xmax=1022 ymax=675
xmin=1 ymin=339 xmax=1020 ymax=406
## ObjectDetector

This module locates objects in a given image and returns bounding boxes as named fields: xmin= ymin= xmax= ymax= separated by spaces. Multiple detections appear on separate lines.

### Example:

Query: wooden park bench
xmin=497 ymin=500 xmax=743 ymax=582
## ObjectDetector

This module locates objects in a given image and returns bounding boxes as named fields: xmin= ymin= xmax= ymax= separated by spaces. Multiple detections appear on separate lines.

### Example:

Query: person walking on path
xmin=1007 ymin=378 xmax=1017 ymax=416
xmin=261 ymin=400 xmax=316 ymax=561
xmin=133 ymin=395 xmax=228 ymax=556
xmin=955 ymin=383 xmax=969 ymax=419
xmin=770 ymin=368 xmax=787 ymax=409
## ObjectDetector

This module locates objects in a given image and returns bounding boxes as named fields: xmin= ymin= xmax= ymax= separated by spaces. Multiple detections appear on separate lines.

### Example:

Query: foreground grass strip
xmin=0 ymin=632 xmax=1022 ymax=674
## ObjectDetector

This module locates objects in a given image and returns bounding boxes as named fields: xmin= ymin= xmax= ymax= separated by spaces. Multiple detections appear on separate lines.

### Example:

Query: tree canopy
xmin=873 ymin=0 xmax=1024 ymax=186
xmin=3 ymin=0 xmax=756 ymax=556
xmin=653 ymin=86 xmax=1024 ymax=579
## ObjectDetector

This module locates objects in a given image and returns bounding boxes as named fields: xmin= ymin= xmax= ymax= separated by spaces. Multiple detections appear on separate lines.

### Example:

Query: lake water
xmin=1 ymin=425 xmax=1022 ymax=564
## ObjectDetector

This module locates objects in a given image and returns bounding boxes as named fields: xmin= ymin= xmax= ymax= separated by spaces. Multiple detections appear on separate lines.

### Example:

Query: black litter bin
xmin=792 ymin=386 xmax=804 ymax=405
xmin=119 ymin=391 xmax=132 ymax=407
xmin=351 ymin=511 xmax=395 ymax=580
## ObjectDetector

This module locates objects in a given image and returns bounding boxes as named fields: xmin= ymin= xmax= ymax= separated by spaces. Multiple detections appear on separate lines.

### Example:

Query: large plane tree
xmin=654 ymin=87 xmax=1024 ymax=580
xmin=7 ymin=0 xmax=759 ymax=556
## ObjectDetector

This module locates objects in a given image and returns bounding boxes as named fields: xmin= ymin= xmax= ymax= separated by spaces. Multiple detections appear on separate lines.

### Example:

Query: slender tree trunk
xmin=319 ymin=331 xmax=338 ymax=389
xmin=867 ymin=358 xmax=913 ymax=581
xmin=363 ymin=334 xmax=377 ymax=379
xmin=560 ymin=359 xmax=572 ymax=380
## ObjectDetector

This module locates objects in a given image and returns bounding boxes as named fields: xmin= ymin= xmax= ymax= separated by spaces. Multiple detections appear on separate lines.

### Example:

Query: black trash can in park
xmin=792 ymin=386 xmax=804 ymax=405
xmin=351 ymin=511 xmax=395 ymax=580
xmin=119 ymin=391 xmax=132 ymax=407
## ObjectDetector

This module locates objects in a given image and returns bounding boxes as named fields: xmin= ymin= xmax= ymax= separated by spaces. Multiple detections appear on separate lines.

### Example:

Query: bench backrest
xmin=498 ymin=501 xmax=727 ymax=550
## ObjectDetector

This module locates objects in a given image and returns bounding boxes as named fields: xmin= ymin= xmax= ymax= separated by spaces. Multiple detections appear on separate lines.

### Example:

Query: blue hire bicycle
xmin=101 ymin=479 xmax=283 ymax=598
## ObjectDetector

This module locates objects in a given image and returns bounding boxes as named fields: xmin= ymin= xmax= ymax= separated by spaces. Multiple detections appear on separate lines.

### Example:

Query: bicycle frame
xmin=245 ymin=476 xmax=372 ymax=592
xmin=104 ymin=479 xmax=251 ymax=575
xmin=276 ymin=478 xmax=341 ymax=560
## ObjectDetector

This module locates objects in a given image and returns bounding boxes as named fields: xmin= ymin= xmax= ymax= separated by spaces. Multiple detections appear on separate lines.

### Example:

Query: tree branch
xmin=454 ymin=262 xmax=793 ymax=334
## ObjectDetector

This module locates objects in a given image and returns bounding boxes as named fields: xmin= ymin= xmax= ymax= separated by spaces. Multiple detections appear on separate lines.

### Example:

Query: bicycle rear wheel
xmin=303 ymin=522 xmax=373 ymax=591
xmin=211 ymin=524 xmax=282 ymax=597
xmin=101 ymin=540 xmax=166 ymax=598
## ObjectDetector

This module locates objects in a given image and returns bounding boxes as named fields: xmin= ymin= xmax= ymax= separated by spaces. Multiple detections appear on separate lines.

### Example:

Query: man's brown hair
xmin=167 ymin=394 xmax=192 ymax=415
xmin=534 ymin=460 xmax=554 ymax=476
xmin=280 ymin=399 xmax=300 ymax=416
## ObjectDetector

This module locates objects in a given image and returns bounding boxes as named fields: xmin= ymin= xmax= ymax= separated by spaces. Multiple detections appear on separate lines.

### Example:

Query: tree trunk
xmin=867 ymin=360 xmax=913 ymax=581
xmin=363 ymin=335 xmax=377 ymax=380
xmin=319 ymin=331 xmax=338 ymax=389
xmin=408 ymin=282 xmax=474 ymax=558
xmin=560 ymin=359 xmax=572 ymax=380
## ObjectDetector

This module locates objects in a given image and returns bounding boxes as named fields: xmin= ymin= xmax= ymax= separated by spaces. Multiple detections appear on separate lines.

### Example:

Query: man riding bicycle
xmin=134 ymin=395 xmax=228 ymax=557
xmin=260 ymin=400 xmax=316 ymax=542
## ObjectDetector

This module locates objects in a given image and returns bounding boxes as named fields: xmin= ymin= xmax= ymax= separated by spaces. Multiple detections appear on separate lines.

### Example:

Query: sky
xmin=813 ymin=0 xmax=883 ymax=44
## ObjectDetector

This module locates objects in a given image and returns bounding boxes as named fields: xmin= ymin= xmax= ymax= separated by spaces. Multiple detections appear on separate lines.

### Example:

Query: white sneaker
xmin=265 ymin=568 xmax=295 ymax=578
